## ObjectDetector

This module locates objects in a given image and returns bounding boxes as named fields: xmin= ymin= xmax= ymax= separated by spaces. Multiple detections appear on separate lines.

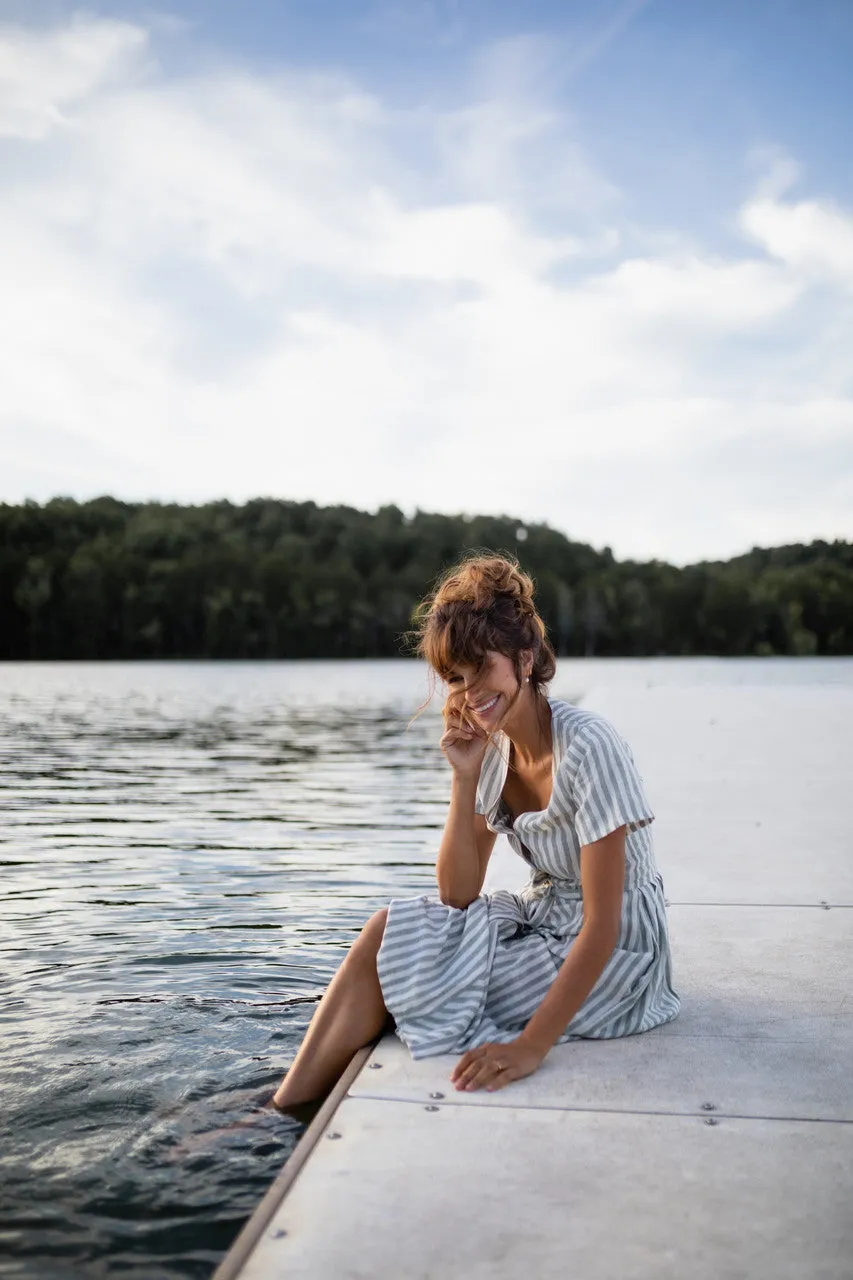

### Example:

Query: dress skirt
xmin=376 ymin=874 xmax=680 ymax=1060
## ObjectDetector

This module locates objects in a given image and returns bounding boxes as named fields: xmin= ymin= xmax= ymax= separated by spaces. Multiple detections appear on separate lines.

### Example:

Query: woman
xmin=272 ymin=555 xmax=679 ymax=1108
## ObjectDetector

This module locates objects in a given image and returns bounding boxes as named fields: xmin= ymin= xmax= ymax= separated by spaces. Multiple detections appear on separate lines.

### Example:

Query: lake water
xmin=2 ymin=657 xmax=852 ymax=1279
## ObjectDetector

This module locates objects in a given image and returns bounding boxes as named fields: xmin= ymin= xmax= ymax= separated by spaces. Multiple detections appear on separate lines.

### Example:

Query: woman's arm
xmin=450 ymin=825 xmax=625 ymax=1089
xmin=434 ymin=707 xmax=497 ymax=909
xmin=521 ymin=825 xmax=625 ymax=1053
xmin=436 ymin=789 xmax=497 ymax=908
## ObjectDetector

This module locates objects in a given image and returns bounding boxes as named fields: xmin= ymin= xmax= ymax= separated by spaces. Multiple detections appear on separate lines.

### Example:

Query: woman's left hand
xmin=450 ymin=1036 xmax=546 ymax=1093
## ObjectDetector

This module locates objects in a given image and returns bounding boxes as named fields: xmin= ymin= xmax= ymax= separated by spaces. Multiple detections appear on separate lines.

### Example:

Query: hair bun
xmin=435 ymin=555 xmax=536 ymax=617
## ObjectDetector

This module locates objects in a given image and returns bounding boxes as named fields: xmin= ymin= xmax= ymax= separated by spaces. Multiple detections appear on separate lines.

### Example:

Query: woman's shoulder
xmin=548 ymin=698 xmax=652 ymax=838
xmin=548 ymin=697 xmax=625 ymax=754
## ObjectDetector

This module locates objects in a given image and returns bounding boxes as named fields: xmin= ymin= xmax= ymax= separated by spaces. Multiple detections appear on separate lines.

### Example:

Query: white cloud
xmin=375 ymin=200 xmax=580 ymax=284
xmin=0 ymin=14 xmax=148 ymax=139
xmin=746 ymin=146 xmax=801 ymax=201
xmin=741 ymin=194 xmax=853 ymax=292
xmin=0 ymin=14 xmax=851 ymax=564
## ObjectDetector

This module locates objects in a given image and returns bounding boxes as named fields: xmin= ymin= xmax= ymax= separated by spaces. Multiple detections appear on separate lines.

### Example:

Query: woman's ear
xmin=519 ymin=648 xmax=534 ymax=680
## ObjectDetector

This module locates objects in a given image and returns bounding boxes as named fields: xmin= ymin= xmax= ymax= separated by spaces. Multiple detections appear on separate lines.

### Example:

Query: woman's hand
xmin=450 ymin=1036 xmax=546 ymax=1093
xmin=440 ymin=702 xmax=489 ymax=780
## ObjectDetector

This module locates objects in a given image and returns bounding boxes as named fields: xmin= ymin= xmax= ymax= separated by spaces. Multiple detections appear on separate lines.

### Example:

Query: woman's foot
xmin=269 ymin=1091 xmax=324 ymax=1125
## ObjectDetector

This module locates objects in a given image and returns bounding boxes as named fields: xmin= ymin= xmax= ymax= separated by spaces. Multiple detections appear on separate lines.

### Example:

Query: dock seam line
xmin=346 ymin=1093 xmax=853 ymax=1126
xmin=667 ymin=901 xmax=852 ymax=909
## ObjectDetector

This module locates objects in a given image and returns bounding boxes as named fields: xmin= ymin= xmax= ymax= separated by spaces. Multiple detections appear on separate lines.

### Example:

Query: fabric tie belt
xmin=529 ymin=869 xmax=582 ymax=899
xmin=529 ymin=870 xmax=661 ymax=898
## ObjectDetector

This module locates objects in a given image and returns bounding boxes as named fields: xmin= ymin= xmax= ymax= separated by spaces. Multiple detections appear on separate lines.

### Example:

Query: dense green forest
xmin=1 ymin=498 xmax=851 ymax=660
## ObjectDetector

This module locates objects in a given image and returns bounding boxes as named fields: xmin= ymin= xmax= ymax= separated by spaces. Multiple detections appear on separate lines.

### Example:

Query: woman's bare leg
xmin=272 ymin=908 xmax=389 ymax=1109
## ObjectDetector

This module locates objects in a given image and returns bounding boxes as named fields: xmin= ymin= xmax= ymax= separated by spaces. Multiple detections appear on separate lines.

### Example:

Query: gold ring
xmin=494 ymin=1061 xmax=506 ymax=1071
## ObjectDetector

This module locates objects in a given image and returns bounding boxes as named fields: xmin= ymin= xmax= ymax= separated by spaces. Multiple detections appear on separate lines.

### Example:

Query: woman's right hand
xmin=440 ymin=702 xmax=489 ymax=780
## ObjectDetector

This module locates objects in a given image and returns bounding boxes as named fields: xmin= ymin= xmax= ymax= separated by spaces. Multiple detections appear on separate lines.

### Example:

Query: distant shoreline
xmin=3 ymin=498 xmax=851 ymax=661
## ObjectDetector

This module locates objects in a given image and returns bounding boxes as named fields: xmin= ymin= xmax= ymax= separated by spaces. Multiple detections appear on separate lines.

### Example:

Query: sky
xmin=1 ymin=0 xmax=852 ymax=565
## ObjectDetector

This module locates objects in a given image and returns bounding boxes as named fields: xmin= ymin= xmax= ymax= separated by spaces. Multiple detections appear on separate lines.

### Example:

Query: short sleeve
xmin=475 ymin=736 xmax=508 ymax=831
xmin=571 ymin=720 xmax=654 ymax=847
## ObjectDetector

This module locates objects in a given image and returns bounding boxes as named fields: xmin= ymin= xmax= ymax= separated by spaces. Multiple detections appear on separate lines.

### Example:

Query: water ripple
xmin=0 ymin=660 xmax=447 ymax=1278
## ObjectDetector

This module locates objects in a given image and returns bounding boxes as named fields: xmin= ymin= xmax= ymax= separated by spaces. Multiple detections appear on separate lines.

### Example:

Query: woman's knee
xmin=363 ymin=907 xmax=388 ymax=949
xmin=346 ymin=907 xmax=388 ymax=965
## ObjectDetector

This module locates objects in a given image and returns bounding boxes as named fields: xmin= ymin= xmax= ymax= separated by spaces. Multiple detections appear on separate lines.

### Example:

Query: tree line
xmin=1 ymin=497 xmax=851 ymax=660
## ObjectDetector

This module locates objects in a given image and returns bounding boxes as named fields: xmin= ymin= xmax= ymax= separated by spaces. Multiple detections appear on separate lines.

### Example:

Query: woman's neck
xmin=504 ymin=692 xmax=551 ymax=769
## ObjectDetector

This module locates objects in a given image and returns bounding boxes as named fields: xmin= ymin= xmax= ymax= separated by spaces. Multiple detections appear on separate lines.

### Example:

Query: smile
xmin=472 ymin=695 xmax=499 ymax=714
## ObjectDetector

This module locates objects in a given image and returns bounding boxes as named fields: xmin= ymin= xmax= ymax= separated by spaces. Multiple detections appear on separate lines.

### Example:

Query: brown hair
xmin=413 ymin=554 xmax=556 ymax=722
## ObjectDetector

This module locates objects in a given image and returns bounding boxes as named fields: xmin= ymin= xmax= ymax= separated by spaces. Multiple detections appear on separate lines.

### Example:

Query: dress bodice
xmin=475 ymin=698 xmax=659 ymax=894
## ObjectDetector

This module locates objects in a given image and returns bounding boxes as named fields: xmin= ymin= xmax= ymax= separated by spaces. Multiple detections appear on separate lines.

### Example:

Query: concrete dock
xmin=214 ymin=683 xmax=853 ymax=1279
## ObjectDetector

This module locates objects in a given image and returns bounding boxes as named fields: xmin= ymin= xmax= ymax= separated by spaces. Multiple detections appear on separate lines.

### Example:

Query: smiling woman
xmin=271 ymin=554 xmax=680 ymax=1108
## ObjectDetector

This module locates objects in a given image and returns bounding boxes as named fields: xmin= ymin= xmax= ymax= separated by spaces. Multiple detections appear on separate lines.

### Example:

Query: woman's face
xmin=444 ymin=650 xmax=525 ymax=731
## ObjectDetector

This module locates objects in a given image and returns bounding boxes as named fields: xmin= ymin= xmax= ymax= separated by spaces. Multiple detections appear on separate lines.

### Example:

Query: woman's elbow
xmin=584 ymin=916 xmax=621 ymax=956
xmin=438 ymin=887 xmax=477 ymax=910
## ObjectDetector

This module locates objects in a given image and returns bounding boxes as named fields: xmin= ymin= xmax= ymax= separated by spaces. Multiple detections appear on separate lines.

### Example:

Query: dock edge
xmin=212 ymin=1044 xmax=374 ymax=1280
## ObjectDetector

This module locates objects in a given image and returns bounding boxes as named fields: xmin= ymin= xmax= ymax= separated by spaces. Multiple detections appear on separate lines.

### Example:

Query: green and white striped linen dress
xmin=376 ymin=698 xmax=680 ymax=1058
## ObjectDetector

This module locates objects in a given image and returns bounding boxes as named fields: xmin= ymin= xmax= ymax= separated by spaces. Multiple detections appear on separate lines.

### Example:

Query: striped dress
xmin=377 ymin=698 xmax=680 ymax=1058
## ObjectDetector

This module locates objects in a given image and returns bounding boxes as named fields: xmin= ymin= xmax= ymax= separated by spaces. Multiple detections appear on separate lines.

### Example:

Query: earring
xmin=525 ymin=676 xmax=530 ymax=684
